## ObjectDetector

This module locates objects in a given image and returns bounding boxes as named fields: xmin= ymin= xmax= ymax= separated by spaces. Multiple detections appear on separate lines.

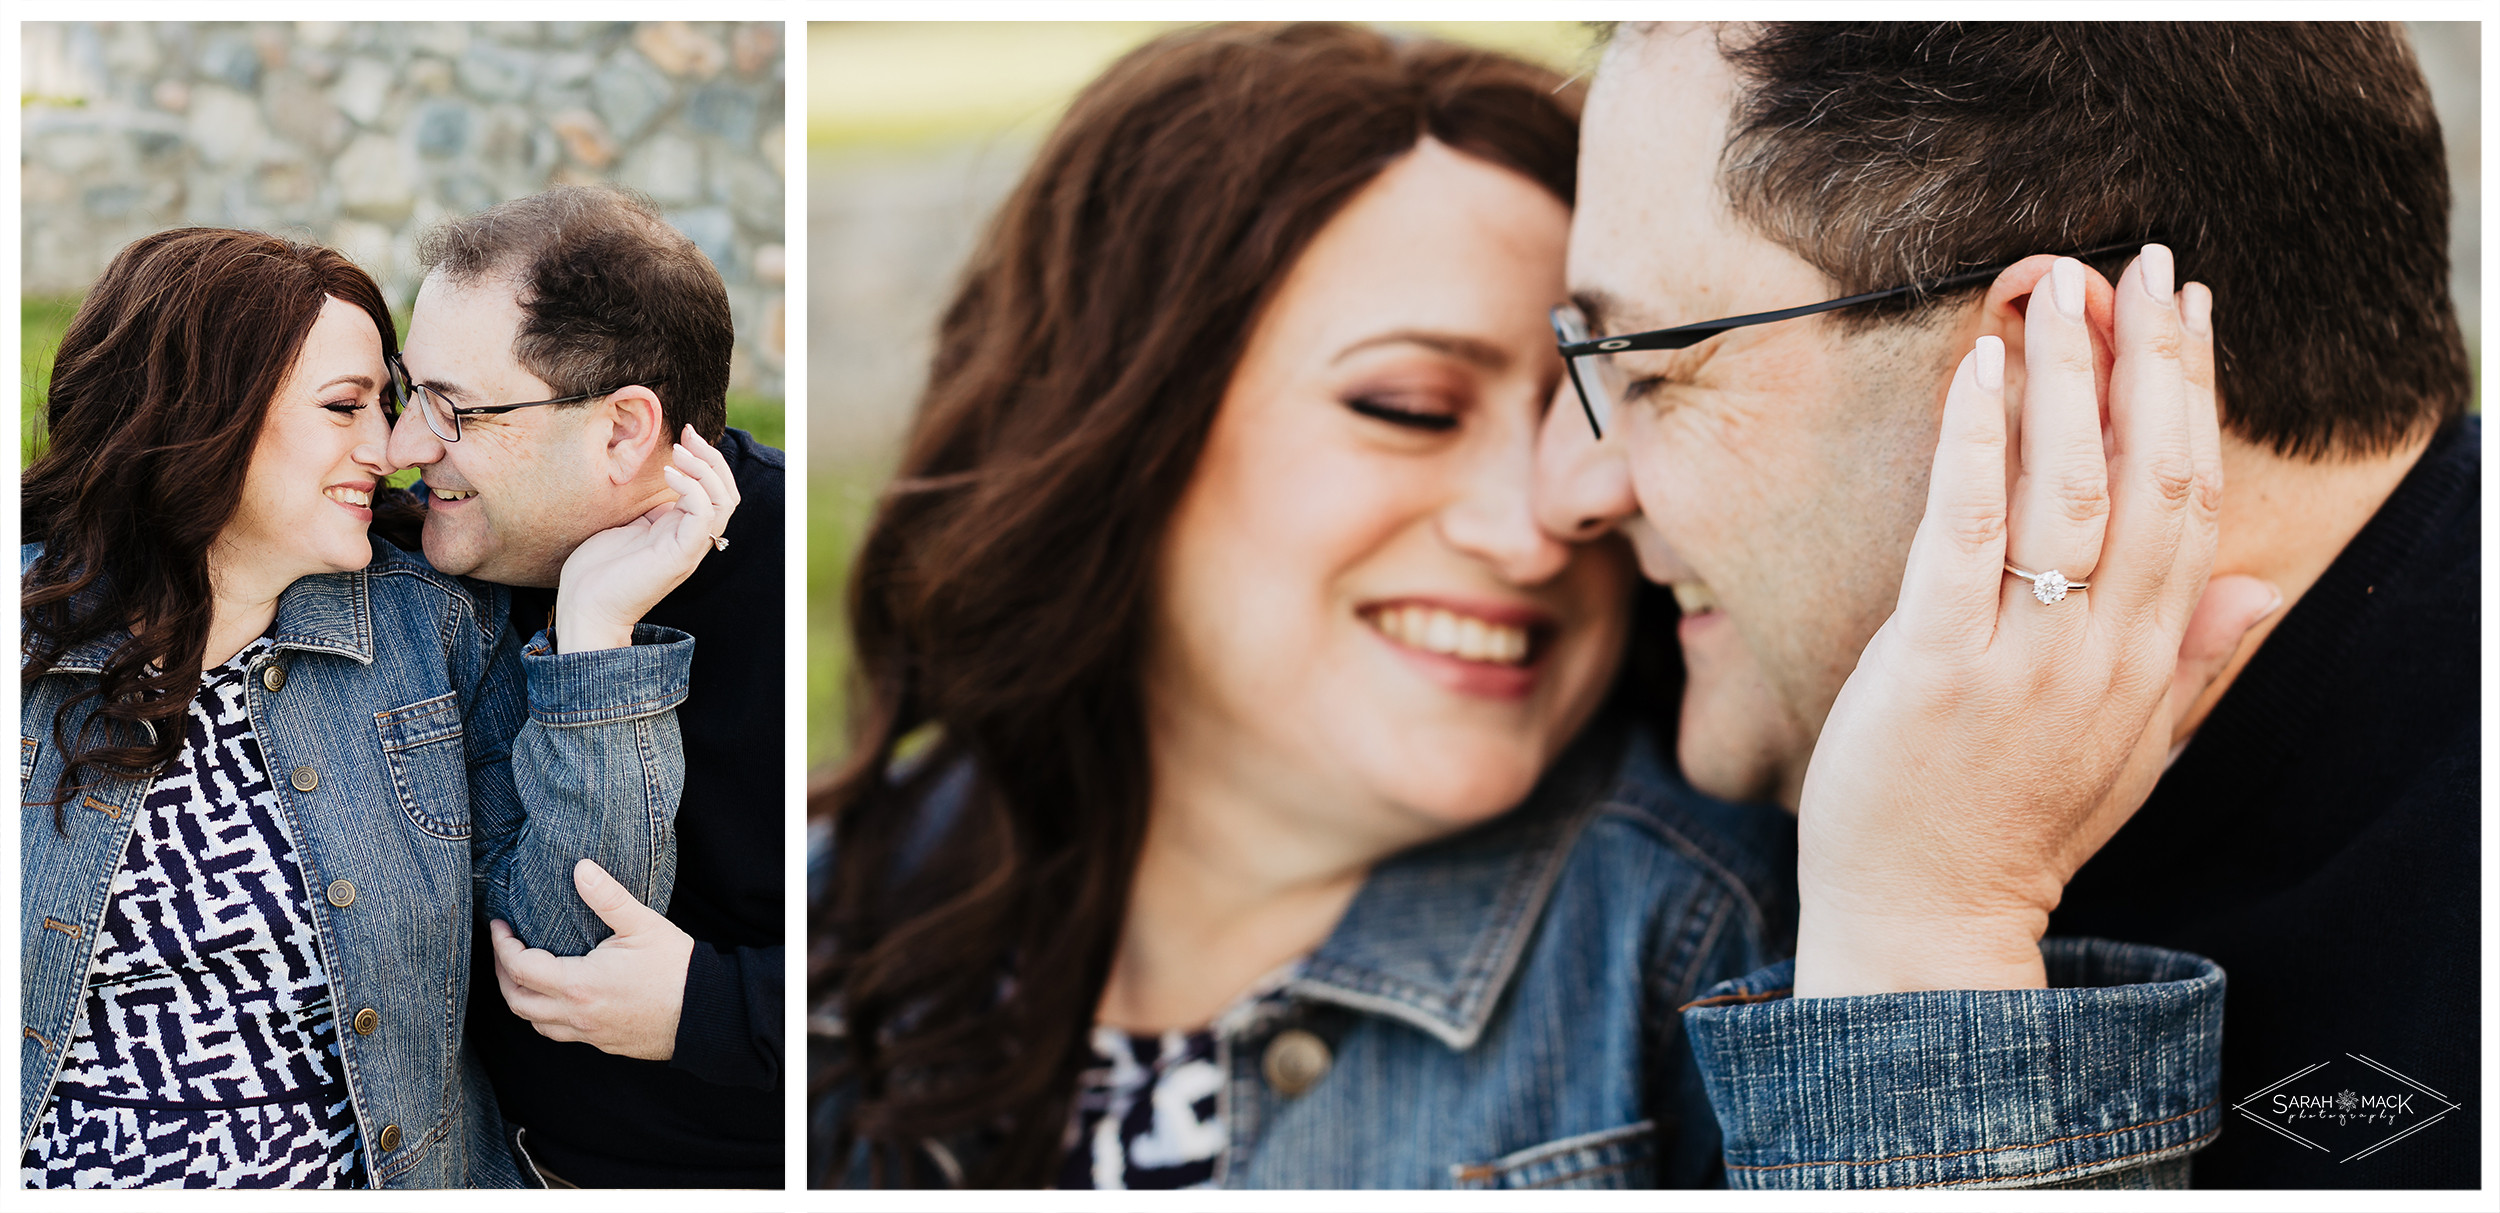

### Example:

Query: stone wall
xmin=22 ymin=21 xmax=786 ymax=398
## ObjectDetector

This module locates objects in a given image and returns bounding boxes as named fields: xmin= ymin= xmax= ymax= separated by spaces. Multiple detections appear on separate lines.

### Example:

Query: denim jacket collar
xmin=31 ymin=560 xmax=375 ymax=676
xmin=1285 ymin=719 xmax=1625 ymax=1051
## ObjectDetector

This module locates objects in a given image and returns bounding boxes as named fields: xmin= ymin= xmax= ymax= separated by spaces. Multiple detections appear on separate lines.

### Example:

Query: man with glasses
xmin=1538 ymin=23 xmax=2476 ymax=1188
xmin=386 ymin=184 xmax=786 ymax=1188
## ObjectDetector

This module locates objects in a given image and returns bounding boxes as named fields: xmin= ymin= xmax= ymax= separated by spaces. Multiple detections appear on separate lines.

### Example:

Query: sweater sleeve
xmin=669 ymin=940 xmax=784 ymax=1090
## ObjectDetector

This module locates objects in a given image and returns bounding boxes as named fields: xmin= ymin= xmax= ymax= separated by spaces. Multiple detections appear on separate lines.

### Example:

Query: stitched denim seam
xmin=1598 ymin=799 xmax=1775 ymax=966
xmin=530 ymin=688 xmax=689 ymax=727
xmin=1678 ymin=985 xmax=1790 ymax=1012
xmin=1723 ymin=1101 xmax=2216 ymax=1171
xmin=1519 ymin=1154 xmax=1647 ymax=1189
xmin=1445 ymin=811 xmax=1567 ymax=1024
xmin=1467 ymin=1117 xmax=1657 ymax=1175
xmin=376 ymin=696 xmax=463 ymax=751
xmin=374 ymin=694 xmax=470 ymax=840
xmin=1894 ymin=1129 xmax=2222 ymax=1189
xmin=1659 ymin=881 xmax=1733 ymax=1010
xmin=1292 ymin=795 xmax=1599 ymax=1043
xmin=1595 ymin=779 xmax=1780 ymax=914
xmin=637 ymin=713 xmax=666 ymax=905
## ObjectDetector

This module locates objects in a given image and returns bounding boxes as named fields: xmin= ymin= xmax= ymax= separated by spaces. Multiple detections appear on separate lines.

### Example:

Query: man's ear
xmin=1965 ymin=254 xmax=2121 ymax=426
xmin=597 ymin=386 xmax=669 ymax=487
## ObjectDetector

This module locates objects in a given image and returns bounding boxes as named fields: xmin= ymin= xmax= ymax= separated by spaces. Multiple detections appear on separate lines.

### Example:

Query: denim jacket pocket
xmin=1450 ymin=1120 xmax=1656 ymax=1189
xmin=377 ymin=692 xmax=469 ymax=840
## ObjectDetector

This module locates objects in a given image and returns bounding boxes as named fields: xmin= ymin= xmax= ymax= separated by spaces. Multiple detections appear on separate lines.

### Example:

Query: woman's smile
xmin=1358 ymin=596 xmax=1550 ymax=701
xmin=324 ymin=480 xmax=378 ymax=518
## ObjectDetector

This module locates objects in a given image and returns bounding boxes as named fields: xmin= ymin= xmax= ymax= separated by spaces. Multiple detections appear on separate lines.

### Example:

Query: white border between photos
xmin=5 ymin=1 xmax=2495 ymax=1210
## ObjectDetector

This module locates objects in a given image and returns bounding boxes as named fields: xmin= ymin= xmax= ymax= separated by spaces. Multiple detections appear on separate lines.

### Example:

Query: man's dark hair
xmin=418 ymin=184 xmax=732 ymax=442
xmin=1704 ymin=22 xmax=2468 ymax=459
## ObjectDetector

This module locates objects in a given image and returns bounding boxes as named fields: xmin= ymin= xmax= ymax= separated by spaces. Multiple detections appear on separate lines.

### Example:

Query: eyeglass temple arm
xmin=1560 ymin=241 xmax=2148 ymax=356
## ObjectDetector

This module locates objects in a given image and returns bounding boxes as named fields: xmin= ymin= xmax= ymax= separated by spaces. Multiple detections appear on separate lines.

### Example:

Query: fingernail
xmin=2181 ymin=283 xmax=2213 ymax=335
xmin=2050 ymin=257 xmax=2085 ymax=319
xmin=2139 ymin=244 xmax=2173 ymax=302
xmin=1974 ymin=336 xmax=2004 ymax=391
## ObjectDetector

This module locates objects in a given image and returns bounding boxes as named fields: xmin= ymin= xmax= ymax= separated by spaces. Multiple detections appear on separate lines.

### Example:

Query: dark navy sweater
xmin=2055 ymin=418 xmax=2480 ymax=1188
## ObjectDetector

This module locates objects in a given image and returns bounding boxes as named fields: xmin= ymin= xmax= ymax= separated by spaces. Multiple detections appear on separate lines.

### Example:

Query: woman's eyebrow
xmin=1331 ymin=329 xmax=1510 ymax=371
xmin=315 ymin=373 xmax=376 ymax=392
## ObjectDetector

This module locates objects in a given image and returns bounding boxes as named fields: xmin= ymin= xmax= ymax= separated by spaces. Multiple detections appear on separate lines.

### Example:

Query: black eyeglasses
xmin=1551 ymin=241 xmax=2147 ymax=440
xmin=386 ymin=353 xmax=620 ymax=444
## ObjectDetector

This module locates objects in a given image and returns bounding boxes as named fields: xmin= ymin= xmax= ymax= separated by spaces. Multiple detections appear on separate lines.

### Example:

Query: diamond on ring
xmin=711 ymin=535 xmax=730 ymax=552
xmin=2006 ymin=564 xmax=2084 ymax=604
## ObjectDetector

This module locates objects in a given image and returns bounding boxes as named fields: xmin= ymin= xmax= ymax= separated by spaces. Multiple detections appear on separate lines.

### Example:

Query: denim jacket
xmin=813 ymin=714 xmax=2224 ymax=1188
xmin=20 ymin=540 xmax=692 ymax=1189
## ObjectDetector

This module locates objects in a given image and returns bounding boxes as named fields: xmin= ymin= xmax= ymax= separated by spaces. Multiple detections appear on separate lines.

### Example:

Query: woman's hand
xmin=553 ymin=426 xmax=743 ymax=653
xmin=1791 ymin=246 xmax=2280 ymax=997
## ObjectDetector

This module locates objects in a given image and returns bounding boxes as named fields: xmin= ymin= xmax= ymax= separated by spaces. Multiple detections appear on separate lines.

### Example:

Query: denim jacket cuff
xmin=1684 ymin=937 xmax=2224 ymax=1189
xmin=519 ymin=624 xmax=694 ymax=725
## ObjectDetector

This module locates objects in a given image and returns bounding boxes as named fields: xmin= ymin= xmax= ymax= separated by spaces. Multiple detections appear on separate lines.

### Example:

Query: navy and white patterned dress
xmin=1065 ymin=1015 xmax=1230 ymax=1185
xmin=1061 ymin=1023 xmax=1227 ymax=1189
xmin=1059 ymin=971 xmax=1300 ymax=1189
xmin=21 ymin=638 xmax=364 ymax=1189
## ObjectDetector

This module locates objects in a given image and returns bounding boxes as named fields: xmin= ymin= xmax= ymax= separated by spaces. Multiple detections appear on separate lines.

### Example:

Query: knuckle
xmin=2146 ymin=454 xmax=2197 ymax=505
xmin=1938 ymin=502 xmax=2008 ymax=551
xmin=2189 ymin=467 xmax=2226 ymax=518
xmin=2048 ymin=469 xmax=2113 ymax=525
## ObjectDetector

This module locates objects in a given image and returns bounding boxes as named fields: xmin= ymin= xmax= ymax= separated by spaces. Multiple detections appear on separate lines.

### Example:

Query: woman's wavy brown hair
xmin=22 ymin=228 xmax=398 ymax=821
xmin=810 ymin=22 xmax=1589 ymax=1187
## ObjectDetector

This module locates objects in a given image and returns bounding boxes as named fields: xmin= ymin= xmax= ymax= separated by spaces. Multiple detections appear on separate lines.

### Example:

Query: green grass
xmin=807 ymin=462 xmax=887 ymax=769
xmin=22 ymin=296 xmax=78 ymax=467
xmin=726 ymin=392 xmax=784 ymax=451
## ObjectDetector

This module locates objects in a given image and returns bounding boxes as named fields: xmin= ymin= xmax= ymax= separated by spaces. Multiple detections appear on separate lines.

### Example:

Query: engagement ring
xmin=2005 ymin=564 xmax=2085 ymax=605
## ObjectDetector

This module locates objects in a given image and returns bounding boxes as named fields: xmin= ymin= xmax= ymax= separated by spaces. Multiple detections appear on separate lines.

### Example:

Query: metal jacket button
xmin=377 ymin=1123 xmax=402 ymax=1152
xmin=261 ymin=664 xmax=287 ymax=692
xmin=1262 ymin=1028 xmax=1331 ymax=1097
xmin=353 ymin=1007 xmax=379 ymax=1035
xmin=326 ymin=879 xmax=356 ymax=908
xmin=289 ymin=765 xmax=318 ymax=792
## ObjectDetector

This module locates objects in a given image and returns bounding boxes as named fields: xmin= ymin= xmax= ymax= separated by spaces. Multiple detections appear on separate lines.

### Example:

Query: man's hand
xmin=553 ymin=425 xmax=743 ymax=652
xmin=1792 ymin=247 xmax=2280 ymax=997
xmin=490 ymin=858 xmax=695 ymax=1060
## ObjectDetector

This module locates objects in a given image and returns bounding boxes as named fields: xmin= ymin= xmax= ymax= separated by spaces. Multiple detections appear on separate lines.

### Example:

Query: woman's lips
xmin=1360 ymin=597 xmax=1553 ymax=701
xmin=324 ymin=483 xmax=375 ymax=519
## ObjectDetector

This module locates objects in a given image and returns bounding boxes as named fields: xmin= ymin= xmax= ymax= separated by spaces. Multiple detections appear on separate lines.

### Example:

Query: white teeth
xmin=1371 ymin=606 xmax=1532 ymax=666
xmin=1671 ymin=582 xmax=1719 ymax=616
xmin=325 ymin=486 xmax=372 ymax=507
xmin=432 ymin=488 xmax=477 ymax=501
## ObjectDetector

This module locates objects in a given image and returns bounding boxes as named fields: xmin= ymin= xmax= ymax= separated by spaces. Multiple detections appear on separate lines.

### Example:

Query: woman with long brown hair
xmin=811 ymin=21 xmax=2241 ymax=1190
xmin=810 ymin=23 xmax=1696 ymax=1187
xmin=21 ymin=229 xmax=735 ymax=1187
